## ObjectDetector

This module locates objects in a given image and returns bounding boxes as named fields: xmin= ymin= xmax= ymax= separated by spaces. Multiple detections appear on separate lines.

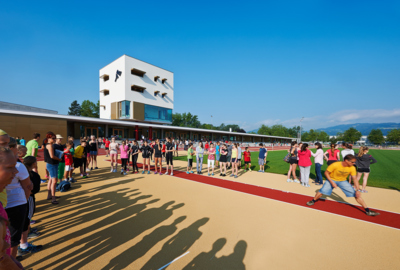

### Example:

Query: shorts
xmin=232 ymin=158 xmax=237 ymax=163
xmin=155 ymin=154 xmax=162 ymax=158
xmin=245 ymin=161 xmax=251 ymax=164
xmin=46 ymin=163 xmax=59 ymax=178
xmin=162 ymin=152 xmax=165 ymax=157
xmin=58 ymin=162 xmax=65 ymax=179
xmin=110 ymin=153 xmax=118 ymax=158
xmin=237 ymin=159 xmax=241 ymax=163
xmin=327 ymin=160 xmax=338 ymax=166
xmin=65 ymin=165 xmax=73 ymax=171
xmin=357 ymin=167 xmax=370 ymax=173
xmin=90 ymin=151 xmax=98 ymax=155
xmin=166 ymin=155 xmax=173 ymax=165
xmin=105 ymin=147 xmax=109 ymax=150
xmin=6 ymin=203 xmax=27 ymax=247
xmin=142 ymin=155 xmax=150 ymax=159
xmin=258 ymin=158 xmax=264 ymax=166
xmin=188 ymin=159 xmax=193 ymax=167
xmin=28 ymin=196 xmax=36 ymax=220
xmin=319 ymin=179 xmax=356 ymax=197
xmin=226 ymin=155 xmax=231 ymax=162
xmin=208 ymin=159 xmax=215 ymax=168
xmin=73 ymin=158 xmax=83 ymax=168
xmin=216 ymin=154 xmax=220 ymax=161
xmin=219 ymin=155 xmax=227 ymax=163
xmin=289 ymin=158 xmax=298 ymax=165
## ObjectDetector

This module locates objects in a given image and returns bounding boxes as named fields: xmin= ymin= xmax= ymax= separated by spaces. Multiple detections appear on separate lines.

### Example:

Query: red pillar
xmin=149 ymin=126 xmax=153 ymax=140
xmin=135 ymin=125 xmax=139 ymax=141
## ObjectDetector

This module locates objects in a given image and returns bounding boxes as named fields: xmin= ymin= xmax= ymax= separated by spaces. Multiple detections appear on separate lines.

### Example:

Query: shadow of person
xmin=102 ymin=216 xmax=187 ymax=270
xmin=183 ymin=238 xmax=227 ymax=270
xmin=141 ymin=217 xmax=210 ymax=270
xmin=216 ymin=240 xmax=247 ymax=270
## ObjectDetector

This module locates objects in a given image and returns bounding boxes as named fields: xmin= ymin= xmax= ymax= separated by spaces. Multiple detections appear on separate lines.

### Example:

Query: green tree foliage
xmin=80 ymin=100 xmax=99 ymax=118
xmin=317 ymin=131 xmax=330 ymax=142
xmin=172 ymin=113 xmax=246 ymax=132
xmin=367 ymin=129 xmax=385 ymax=145
xmin=386 ymin=129 xmax=400 ymax=144
xmin=342 ymin=127 xmax=362 ymax=144
xmin=68 ymin=100 xmax=81 ymax=116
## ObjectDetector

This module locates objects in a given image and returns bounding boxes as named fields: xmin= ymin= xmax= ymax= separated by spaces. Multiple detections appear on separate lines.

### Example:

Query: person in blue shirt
xmin=20 ymin=137 xmax=26 ymax=146
xmin=215 ymin=142 xmax=220 ymax=167
xmin=258 ymin=143 xmax=268 ymax=172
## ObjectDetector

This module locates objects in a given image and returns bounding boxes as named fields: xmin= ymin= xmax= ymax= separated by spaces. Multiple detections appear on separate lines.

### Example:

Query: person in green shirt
xmin=25 ymin=133 xmax=41 ymax=158
xmin=186 ymin=143 xmax=195 ymax=174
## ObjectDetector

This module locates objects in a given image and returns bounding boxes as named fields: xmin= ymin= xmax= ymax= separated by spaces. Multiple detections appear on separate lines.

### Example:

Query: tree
xmin=68 ymin=100 xmax=81 ymax=116
xmin=308 ymin=129 xmax=319 ymax=142
xmin=258 ymin=125 xmax=272 ymax=135
xmin=287 ymin=126 xmax=300 ymax=138
xmin=317 ymin=131 xmax=330 ymax=142
xmin=301 ymin=131 xmax=310 ymax=142
xmin=342 ymin=127 xmax=362 ymax=144
xmin=270 ymin=124 xmax=288 ymax=137
xmin=80 ymin=100 xmax=99 ymax=118
xmin=367 ymin=129 xmax=385 ymax=145
xmin=386 ymin=129 xmax=400 ymax=144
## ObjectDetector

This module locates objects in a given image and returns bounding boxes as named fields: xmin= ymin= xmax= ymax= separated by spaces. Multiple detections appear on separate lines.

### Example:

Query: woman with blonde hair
xmin=355 ymin=146 xmax=377 ymax=193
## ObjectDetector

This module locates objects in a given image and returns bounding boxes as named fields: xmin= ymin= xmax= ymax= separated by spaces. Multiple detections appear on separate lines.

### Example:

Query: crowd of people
xmin=0 ymin=129 xmax=381 ymax=269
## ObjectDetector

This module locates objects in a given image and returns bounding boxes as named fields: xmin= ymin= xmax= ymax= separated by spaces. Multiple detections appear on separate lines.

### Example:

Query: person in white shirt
xmin=341 ymin=143 xmax=355 ymax=160
xmin=311 ymin=142 xmax=324 ymax=185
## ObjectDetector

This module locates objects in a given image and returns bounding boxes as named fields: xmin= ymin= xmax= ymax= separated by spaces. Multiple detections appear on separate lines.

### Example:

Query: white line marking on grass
xmin=172 ymin=173 xmax=400 ymax=231
xmin=157 ymin=251 xmax=190 ymax=270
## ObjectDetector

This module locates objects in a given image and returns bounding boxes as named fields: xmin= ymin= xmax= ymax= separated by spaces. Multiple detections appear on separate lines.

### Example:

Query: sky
xmin=1 ymin=0 xmax=399 ymax=131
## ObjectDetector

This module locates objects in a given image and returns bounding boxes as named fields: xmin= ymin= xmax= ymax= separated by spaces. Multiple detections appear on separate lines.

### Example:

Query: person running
xmin=324 ymin=143 xmax=340 ymax=166
xmin=207 ymin=143 xmax=216 ymax=176
xmin=196 ymin=142 xmax=205 ymax=174
xmin=287 ymin=141 xmax=300 ymax=183
xmin=89 ymin=135 xmax=99 ymax=170
xmin=104 ymin=138 xmax=110 ymax=157
xmin=165 ymin=137 xmax=174 ymax=176
xmin=43 ymin=132 xmax=61 ymax=205
xmin=140 ymin=141 xmax=152 ymax=174
xmin=306 ymin=154 xmax=380 ymax=216
xmin=258 ymin=143 xmax=267 ymax=173
xmin=355 ymin=146 xmax=377 ymax=193
xmin=311 ymin=142 xmax=324 ymax=185
xmin=153 ymin=139 xmax=163 ymax=175
xmin=298 ymin=143 xmax=312 ymax=187
xmin=215 ymin=141 xmax=220 ymax=168
xmin=186 ymin=143 xmax=195 ymax=174
xmin=109 ymin=137 xmax=119 ymax=173
xmin=243 ymin=147 xmax=252 ymax=172
xmin=230 ymin=144 xmax=239 ymax=178
xmin=341 ymin=143 xmax=355 ymax=160
xmin=219 ymin=144 xmax=228 ymax=177
xmin=120 ymin=140 xmax=129 ymax=175
xmin=130 ymin=141 xmax=140 ymax=174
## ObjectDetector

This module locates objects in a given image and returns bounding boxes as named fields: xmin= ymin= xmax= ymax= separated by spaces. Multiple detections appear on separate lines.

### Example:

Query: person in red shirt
xmin=243 ymin=147 xmax=252 ymax=172
xmin=64 ymin=141 xmax=75 ymax=182
xmin=105 ymin=138 xmax=111 ymax=157
xmin=204 ymin=141 xmax=209 ymax=152
xmin=161 ymin=141 xmax=166 ymax=162
xmin=298 ymin=143 xmax=312 ymax=187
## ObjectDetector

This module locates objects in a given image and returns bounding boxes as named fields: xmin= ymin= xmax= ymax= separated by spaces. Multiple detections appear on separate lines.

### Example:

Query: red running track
xmin=112 ymin=160 xmax=400 ymax=230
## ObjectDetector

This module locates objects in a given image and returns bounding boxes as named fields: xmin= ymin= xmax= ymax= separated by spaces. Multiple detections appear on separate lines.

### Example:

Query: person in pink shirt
xmin=119 ymin=141 xmax=129 ymax=176
xmin=298 ymin=143 xmax=312 ymax=187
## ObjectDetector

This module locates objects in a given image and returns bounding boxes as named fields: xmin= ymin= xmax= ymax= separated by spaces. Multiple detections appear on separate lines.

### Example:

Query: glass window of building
xmin=144 ymin=105 xmax=172 ymax=123
xmin=119 ymin=101 xmax=131 ymax=119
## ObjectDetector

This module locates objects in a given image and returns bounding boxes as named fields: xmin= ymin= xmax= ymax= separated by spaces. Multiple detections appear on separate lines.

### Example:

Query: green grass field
xmin=174 ymin=149 xmax=400 ymax=190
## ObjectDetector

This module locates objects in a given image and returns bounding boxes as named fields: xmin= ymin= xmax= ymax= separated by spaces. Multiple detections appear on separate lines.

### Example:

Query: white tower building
xmin=99 ymin=55 xmax=174 ymax=124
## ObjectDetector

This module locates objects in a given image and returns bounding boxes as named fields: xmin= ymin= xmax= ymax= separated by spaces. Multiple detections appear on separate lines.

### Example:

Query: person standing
xmin=140 ymin=141 xmax=152 ymax=174
xmin=104 ymin=138 xmax=110 ymax=157
xmin=186 ymin=143 xmax=195 ymax=174
xmin=153 ymin=139 xmax=163 ymax=175
xmin=311 ymin=142 xmax=324 ymax=185
xmin=54 ymin=134 xmax=66 ymax=182
xmin=215 ymin=141 xmax=220 ymax=168
xmin=287 ymin=141 xmax=300 ymax=183
xmin=19 ymin=137 xmax=26 ymax=146
xmin=298 ymin=143 xmax=312 ymax=187
xmin=43 ymin=132 xmax=61 ymax=205
xmin=258 ymin=143 xmax=267 ymax=173
xmin=306 ymin=155 xmax=379 ymax=216
xmin=219 ymin=144 xmax=228 ymax=177
xmin=226 ymin=142 xmax=232 ymax=169
xmin=355 ymin=146 xmax=377 ymax=193
xmin=243 ymin=147 xmax=252 ymax=172
xmin=324 ymin=143 xmax=340 ymax=166
xmin=196 ymin=142 xmax=205 ymax=174
xmin=109 ymin=137 xmax=119 ymax=173
xmin=165 ymin=137 xmax=174 ymax=176
xmin=119 ymin=141 xmax=129 ymax=175
xmin=89 ymin=135 xmax=99 ymax=170
xmin=230 ymin=144 xmax=238 ymax=178
xmin=25 ymin=133 xmax=40 ymax=159
xmin=130 ymin=141 xmax=139 ymax=174
xmin=207 ymin=143 xmax=216 ymax=176
xmin=237 ymin=143 xmax=242 ymax=170
xmin=341 ymin=143 xmax=355 ymax=160
xmin=204 ymin=141 xmax=209 ymax=154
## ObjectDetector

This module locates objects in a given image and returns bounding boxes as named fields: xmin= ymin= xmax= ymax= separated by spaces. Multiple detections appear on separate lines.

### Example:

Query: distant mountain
xmin=317 ymin=123 xmax=400 ymax=136
xmin=248 ymin=128 xmax=259 ymax=133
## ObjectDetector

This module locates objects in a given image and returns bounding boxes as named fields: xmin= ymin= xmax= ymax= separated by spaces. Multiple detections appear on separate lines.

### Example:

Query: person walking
xmin=298 ymin=143 xmax=312 ymax=187
xmin=196 ymin=142 xmax=205 ymax=174
xmin=287 ymin=141 xmax=300 ymax=183
xmin=355 ymin=146 xmax=377 ymax=193
xmin=324 ymin=143 xmax=340 ymax=166
xmin=311 ymin=142 xmax=324 ymax=185
xmin=306 ymin=155 xmax=379 ymax=216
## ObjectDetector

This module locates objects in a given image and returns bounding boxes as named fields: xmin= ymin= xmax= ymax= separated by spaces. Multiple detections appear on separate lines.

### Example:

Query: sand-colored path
xmin=22 ymin=156 xmax=400 ymax=270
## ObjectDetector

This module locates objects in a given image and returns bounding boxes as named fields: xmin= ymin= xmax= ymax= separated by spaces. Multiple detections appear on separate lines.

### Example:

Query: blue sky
xmin=1 ymin=0 xmax=399 ymax=131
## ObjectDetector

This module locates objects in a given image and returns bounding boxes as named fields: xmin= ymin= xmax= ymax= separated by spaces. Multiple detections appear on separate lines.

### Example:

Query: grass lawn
xmin=174 ymin=149 xmax=400 ymax=190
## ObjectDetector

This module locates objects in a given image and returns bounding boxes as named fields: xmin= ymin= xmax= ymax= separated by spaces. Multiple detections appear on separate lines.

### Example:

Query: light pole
xmin=299 ymin=117 xmax=304 ymax=143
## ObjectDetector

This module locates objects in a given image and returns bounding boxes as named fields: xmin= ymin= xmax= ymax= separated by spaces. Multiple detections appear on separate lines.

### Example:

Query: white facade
xmin=99 ymin=55 xmax=174 ymax=123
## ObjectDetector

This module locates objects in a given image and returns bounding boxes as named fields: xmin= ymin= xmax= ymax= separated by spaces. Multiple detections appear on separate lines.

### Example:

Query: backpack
xmin=283 ymin=153 xmax=291 ymax=163
xmin=56 ymin=180 xmax=71 ymax=192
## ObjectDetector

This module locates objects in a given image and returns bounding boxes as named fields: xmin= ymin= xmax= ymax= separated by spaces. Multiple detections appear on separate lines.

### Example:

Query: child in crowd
xmin=186 ymin=143 xmax=194 ymax=174
xmin=17 ymin=145 xmax=27 ymax=162
xmin=243 ymin=147 xmax=252 ymax=172
xmin=207 ymin=143 xmax=216 ymax=176
xmin=74 ymin=140 xmax=88 ymax=179
xmin=0 ymin=216 xmax=24 ymax=270
xmin=104 ymin=138 xmax=110 ymax=157
xmin=120 ymin=141 xmax=129 ymax=175
xmin=140 ymin=141 xmax=152 ymax=174
xmin=64 ymin=141 xmax=75 ymax=182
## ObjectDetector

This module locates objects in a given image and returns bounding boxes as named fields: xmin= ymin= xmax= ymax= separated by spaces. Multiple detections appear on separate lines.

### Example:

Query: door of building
xmin=86 ymin=127 xmax=98 ymax=138
xmin=113 ymin=128 xmax=123 ymax=138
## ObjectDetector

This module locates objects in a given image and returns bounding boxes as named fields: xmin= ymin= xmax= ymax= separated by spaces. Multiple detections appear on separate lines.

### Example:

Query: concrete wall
xmin=0 ymin=114 xmax=67 ymax=143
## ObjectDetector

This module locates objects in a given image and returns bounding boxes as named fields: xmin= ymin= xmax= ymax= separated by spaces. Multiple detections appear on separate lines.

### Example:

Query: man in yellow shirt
xmin=306 ymin=154 xmax=379 ymax=216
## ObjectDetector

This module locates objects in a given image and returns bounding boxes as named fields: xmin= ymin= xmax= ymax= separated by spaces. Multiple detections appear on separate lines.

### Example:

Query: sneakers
xmin=244 ymin=170 xmax=247 ymax=172
xmin=301 ymin=182 xmax=305 ymax=187
xmin=123 ymin=172 xmax=127 ymax=176
xmin=305 ymin=184 xmax=310 ymax=188
xmin=208 ymin=173 xmax=210 ymax=176
xmin=142 ymin=171 xmax=145 ymax=174
xmin=30 ymin=220 xmax=36 ymax=225
xmin=211 ymin=173 xmax=214 ymax=176
xmin=190 ymin=171 xmax=194 ymax=174
xmin=287 ymin=179 xmax=293 ymax=183
xmin=70 ymin=178 xmax=76 ymax=183
xmin=366 ymin=210 xmax=380 ymax=216
xmin=234 ymin=175 xmax=238 ymax=178
xmin=18 ymin=243 xmax=43 ymax=256
xmin=170 ymin=172 xmax=173 ymax=176
xmin=249 ymin=169 xmax=252 ymax=171
xmin=155 ymin=172 xmax=158 ymax=175
xmin=306 ymin=200 xmax=315 ymax=206
xmin=186 ymin=171 xmax=190 ymax=174
xmin=147 ymin=171 xmax=151 ymax=174
xmin=230 ymin=174 xmax=234 ymax=177
xmin=82 ymin=175 xmax=87 ymax=179
xmin=113 ymin=169 xmax=117 ymax=173
xmin=294 ymin=179 xmax=300 ymax=184
xmin=165 ymin=172 xmax=169 ymax=175
xmin=110 ymin=168 xmax=113 ymax=172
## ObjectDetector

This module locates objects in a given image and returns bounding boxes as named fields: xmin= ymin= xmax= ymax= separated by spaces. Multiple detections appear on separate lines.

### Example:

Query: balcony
xmin=131 ymin=68 xmax=146 ymax=77
xmin=131 ymin=85 xmax=146 ymax=93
